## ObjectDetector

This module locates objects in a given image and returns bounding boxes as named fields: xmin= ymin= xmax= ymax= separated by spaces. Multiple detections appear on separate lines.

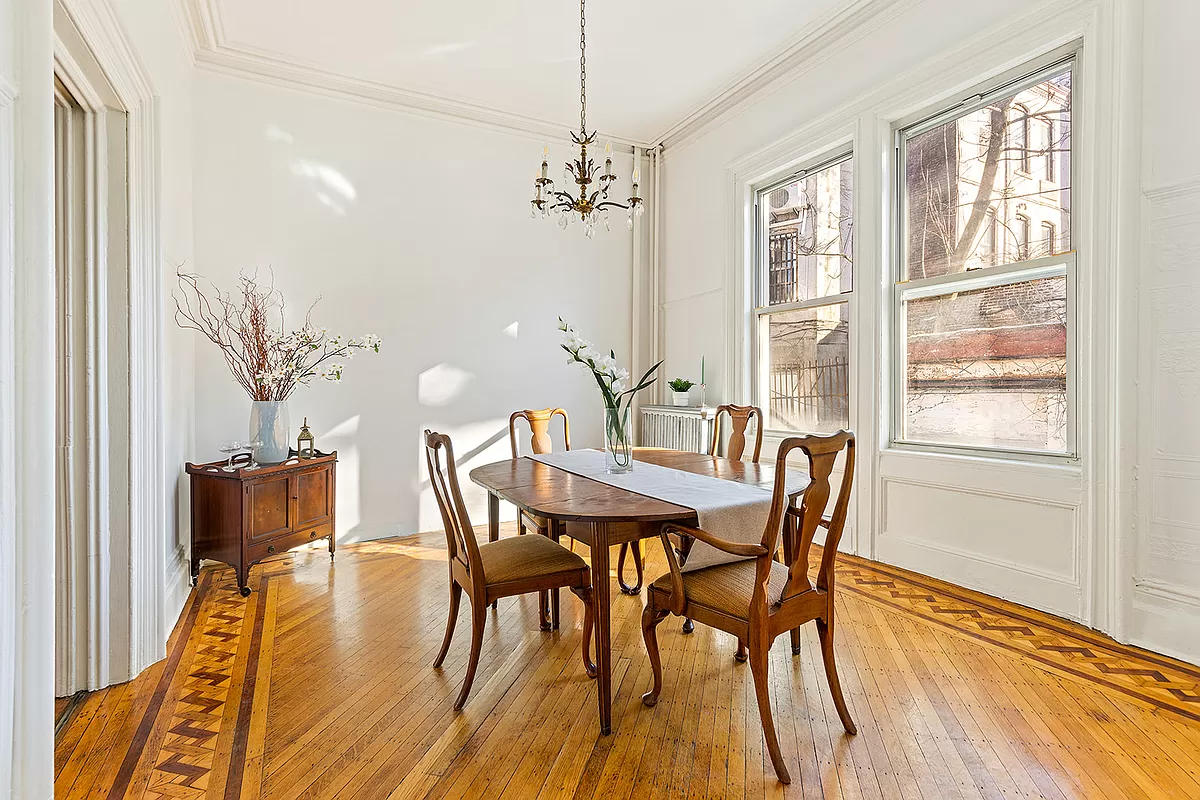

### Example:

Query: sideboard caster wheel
xmin=239 ymin=586 xmax=251 ymax=597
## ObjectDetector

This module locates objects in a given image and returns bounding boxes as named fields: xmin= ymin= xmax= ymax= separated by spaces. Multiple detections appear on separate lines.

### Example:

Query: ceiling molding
xmin=174 ymin=0 xmax=921 ymax=155
xmin=653 ymin=0 xmax=919 ymax=152
xmin=176 ymin=0 xmax=652 ymax=150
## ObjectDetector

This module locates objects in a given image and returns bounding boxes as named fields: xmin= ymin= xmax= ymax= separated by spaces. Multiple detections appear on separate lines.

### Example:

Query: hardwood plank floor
xmin=55 ymin=526 xmax=1200 ymax=799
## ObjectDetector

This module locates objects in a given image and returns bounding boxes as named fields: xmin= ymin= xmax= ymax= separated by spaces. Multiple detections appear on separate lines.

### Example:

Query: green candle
xmin=701 ymin=356 xmax=705 ymax=385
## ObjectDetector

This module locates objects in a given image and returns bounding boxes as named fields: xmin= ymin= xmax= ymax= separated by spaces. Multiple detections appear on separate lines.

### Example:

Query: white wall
xmin=191 ymin=70 xmax=636 ymax=541
xmin=658 ymin=0 xmax=1155 ymax=647
xmin=1131 ymin=0 xmax=1200 ymax=662
xmin=107 ymin=0 xmax=198 ymax=637
xmin=2 ymin=0 xmax=55 ymax=794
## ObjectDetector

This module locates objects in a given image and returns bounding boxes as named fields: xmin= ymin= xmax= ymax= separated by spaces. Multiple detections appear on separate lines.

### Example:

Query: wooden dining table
xmin=469 ymin=447 xmax=811 ymax=736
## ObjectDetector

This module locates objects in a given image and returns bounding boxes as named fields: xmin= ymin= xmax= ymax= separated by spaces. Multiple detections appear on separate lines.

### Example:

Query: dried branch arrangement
xmin=174 ymin=271 xmax=381 ymax=402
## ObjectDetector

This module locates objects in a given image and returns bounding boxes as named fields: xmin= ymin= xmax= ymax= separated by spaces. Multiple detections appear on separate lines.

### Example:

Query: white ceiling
xmin=213 ymin=0 xmax=854 ymax=143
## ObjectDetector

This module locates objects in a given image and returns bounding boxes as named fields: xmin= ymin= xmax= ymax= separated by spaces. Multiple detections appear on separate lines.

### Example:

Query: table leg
xmin=591 ymin=522 xmax=612 ymax=735
xmin=489 ymin=492 xmax=500 ymax=609
xmin=551 ymin=521 xmax=561 ymax=630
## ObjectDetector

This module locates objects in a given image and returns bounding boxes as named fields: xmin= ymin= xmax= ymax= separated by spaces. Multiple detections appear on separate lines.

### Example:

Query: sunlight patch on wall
xmin=416 ymin=419 xmax=515 ymax=534
xmin=503 ymin=321 xmax=519 ymax=338
xmin=418 ymin=363 xmax=474 ymax=407
xmin=321 ymin=415 xmax=360 ymax=539
xmin=289 ymin=157 xmax=358 ymax=216
xmin=265 ymin=123 xmax=294 ymax=144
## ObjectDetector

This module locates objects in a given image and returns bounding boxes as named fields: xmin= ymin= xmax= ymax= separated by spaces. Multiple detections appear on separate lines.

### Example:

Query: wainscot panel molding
xmin=1134 ymin=175 xmax=1200 ymax=664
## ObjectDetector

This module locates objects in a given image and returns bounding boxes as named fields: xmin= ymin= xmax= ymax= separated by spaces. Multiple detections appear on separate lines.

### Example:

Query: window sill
xmin=882 ymin=443 xmax=1082 ymax=474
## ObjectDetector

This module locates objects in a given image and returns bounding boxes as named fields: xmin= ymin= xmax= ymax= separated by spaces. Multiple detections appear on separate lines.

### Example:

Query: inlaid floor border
xmin=833 ymin=552 xmax=1200 ymax=722
xmin=64 ymin=537 xmax=1200 ymax=798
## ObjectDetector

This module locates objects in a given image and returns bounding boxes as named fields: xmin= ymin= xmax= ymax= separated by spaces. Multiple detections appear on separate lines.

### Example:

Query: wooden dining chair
xmin=640 ymin=431 xmax=857 ymax=784
xmin=425 ymin=430 xmax=596 ymax=710
xmin=509 ymin=407 xmax=646 ymax=597
xmin=675 ymin=403 xmax=766 ymax=632
xmin=509 ymin=408 xmax=577 ymax=625
xmin=710 ymin=403 xmax=764 ymax=462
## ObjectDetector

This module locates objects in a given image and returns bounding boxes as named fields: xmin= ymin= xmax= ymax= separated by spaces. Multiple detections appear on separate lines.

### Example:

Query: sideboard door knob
xmin=267 ymin=545 xmax=276 ymax=554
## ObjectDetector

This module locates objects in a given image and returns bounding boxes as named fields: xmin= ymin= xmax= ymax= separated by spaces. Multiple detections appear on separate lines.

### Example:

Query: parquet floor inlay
xmin=55 ymin=529 xmax=1200 ymax=799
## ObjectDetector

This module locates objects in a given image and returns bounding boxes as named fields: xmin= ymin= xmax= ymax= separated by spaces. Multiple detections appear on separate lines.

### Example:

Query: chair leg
xmin=453 ymin=598 xmax=487 ymax=711
xmin=816 ymin=616 xmax=857 ymax=735
xmin=433 ymin=582 xmax=462 ymax=668
xmin=734 ymin=637 xmax=747 ymax=663
xmin=569 ymin=585 xmax=597 ymax=678
xmin=640 ymin=606 xmax=669 ymax=707
xmin=749 ymin=640 xmax=791 ymax=784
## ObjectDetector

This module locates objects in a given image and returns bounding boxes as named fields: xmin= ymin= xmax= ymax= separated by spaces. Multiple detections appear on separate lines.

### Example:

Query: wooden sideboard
xmin=187 ymin=451 xmax=337 ymax=596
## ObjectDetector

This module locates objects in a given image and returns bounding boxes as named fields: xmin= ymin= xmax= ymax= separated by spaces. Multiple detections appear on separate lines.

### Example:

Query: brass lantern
xmin=297 ymin=417 xmax=316 ymax=459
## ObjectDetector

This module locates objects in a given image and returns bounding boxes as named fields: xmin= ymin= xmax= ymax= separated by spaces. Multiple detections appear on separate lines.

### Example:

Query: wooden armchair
xmin=425 ymin=430 xmax=595 ymax=710
xmin=640 ymin=431 xmax=857 ymax=784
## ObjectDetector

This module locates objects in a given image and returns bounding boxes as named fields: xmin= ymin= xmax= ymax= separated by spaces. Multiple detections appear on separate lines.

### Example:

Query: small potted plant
xmin=668 ymin=378 xmax=695 ymax=407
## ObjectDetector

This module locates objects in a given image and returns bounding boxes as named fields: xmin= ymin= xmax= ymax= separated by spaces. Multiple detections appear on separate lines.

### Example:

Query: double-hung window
xmin=895 ymin=59 xmax=1074 ymax=456
xmin=754 ymin=151 xmax=854 ymax=433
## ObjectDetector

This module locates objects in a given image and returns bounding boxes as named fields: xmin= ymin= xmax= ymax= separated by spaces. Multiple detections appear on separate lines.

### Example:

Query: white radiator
xmin=639 ymin=405 xmax=716 ymax=454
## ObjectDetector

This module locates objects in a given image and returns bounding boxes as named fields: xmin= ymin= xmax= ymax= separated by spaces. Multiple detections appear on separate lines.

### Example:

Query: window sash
xmin=892 ymin=255 xmax=1076 ymax=458
xmin=755 ymin=150 xmax=854 ymax=309
xmin=755 ymin=297 xmax=851 ymax=435
xmin=893 ymin=53 xmax=1075 ymax=460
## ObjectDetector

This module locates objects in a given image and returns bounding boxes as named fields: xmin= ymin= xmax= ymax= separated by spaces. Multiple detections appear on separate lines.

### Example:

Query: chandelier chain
xmin=529 ymin=0 xmax=643 ymax=232
xmin=579 ymin=0 xmax=586 ymax=135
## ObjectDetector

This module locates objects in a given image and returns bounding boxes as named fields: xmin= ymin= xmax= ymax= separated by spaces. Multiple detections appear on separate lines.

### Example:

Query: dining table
xmin=469 ymin=447 xmax=811 ymax=736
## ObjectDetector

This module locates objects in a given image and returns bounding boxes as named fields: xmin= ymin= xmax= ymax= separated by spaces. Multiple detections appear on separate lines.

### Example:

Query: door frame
xmin=55 ymin=0 xmax=169 ymax=686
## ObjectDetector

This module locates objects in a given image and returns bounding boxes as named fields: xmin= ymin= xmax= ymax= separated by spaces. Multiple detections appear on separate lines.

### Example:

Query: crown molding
xmin=1143 ymin=177 xmax=1200 ymax=205
xmin=652 ymin=0 xmax=919 ymax=151
xmin=176 ymin=0 xmax=653 ymax=150
xmin=175 ymin=0 xmax=921 ymax=154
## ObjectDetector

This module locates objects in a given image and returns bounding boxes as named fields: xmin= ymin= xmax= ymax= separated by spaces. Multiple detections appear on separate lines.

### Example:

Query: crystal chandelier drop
xmin=530 ymin=0 xmax=644 ymax=238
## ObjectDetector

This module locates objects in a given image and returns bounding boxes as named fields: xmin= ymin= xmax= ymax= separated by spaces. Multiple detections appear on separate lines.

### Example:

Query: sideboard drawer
xmin=248 ymin=522 xmax=332 ymax=564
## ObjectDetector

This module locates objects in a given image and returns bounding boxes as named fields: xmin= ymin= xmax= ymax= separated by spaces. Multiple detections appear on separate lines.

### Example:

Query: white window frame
xmin=891 ymin=55 xmax=1078 ymax=461
xmin=752 ymin=149 xmax=854 ymax=435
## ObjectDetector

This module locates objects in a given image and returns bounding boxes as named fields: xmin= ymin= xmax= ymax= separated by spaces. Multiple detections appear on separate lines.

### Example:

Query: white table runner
xmin=529 ymin=450 xmax=776 ymax=571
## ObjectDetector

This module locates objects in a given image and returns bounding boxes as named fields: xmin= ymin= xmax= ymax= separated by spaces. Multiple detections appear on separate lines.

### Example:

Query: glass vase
xmin=249 ymin=400 xmax=291 ymax=464
xmin=604 ymin=403 xmax=633 ymax=474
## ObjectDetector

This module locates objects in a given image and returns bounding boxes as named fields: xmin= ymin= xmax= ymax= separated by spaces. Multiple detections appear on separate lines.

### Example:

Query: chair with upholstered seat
xmin=510 ymin=407 xmax=646 ymax=601
xmin=425 ymin=430 xmax=596 ymax=710
xmin=676 ymin=403 xmax=765 ymax=632
xmin=640 ymin=431 xmax=857 ymax=784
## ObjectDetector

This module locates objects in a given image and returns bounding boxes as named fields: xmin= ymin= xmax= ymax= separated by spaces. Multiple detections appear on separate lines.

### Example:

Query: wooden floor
xmin=55 ymin=526 xmax=1200 ymax=799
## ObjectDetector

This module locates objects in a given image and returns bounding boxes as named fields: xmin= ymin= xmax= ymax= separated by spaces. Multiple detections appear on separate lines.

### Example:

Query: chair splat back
xmin=778 ymin=431 xmax=855 ymax=600
xmin=424 ymin=430 xmax=482 ymax=573
xmin=711 ymin=404 xmax=763 ymax=462
xmin=509 ymin=408 xmax=571 ymax=457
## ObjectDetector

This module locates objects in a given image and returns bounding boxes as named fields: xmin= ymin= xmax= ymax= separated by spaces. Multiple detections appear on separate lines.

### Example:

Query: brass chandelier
xmin=531 ymin=0 xmax=643 ymax=237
